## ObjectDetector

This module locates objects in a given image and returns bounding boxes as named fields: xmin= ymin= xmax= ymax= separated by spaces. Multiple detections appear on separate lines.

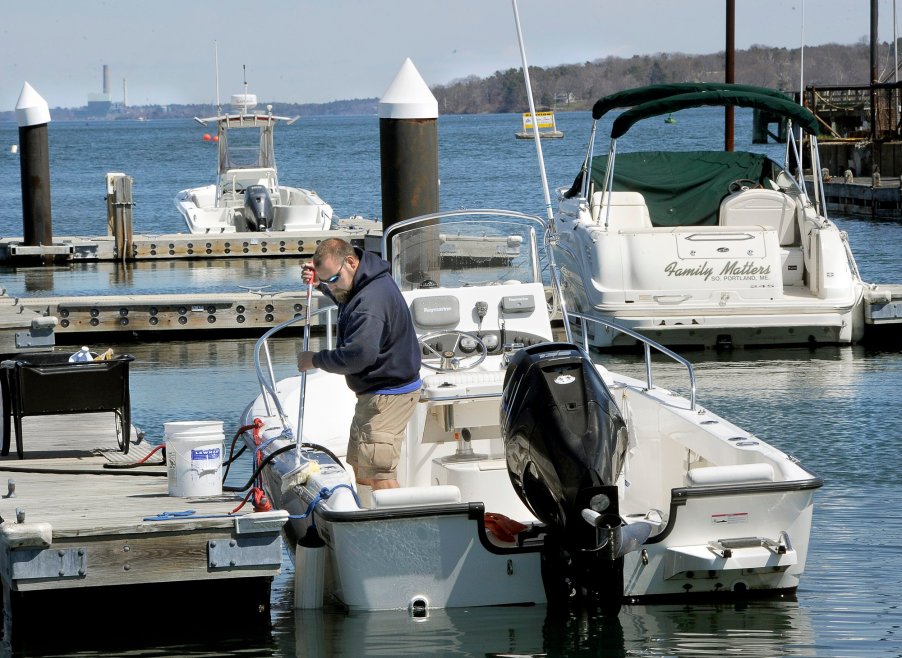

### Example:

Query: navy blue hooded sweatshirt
xmin=312 ymin=247 xmax=421 ymax=394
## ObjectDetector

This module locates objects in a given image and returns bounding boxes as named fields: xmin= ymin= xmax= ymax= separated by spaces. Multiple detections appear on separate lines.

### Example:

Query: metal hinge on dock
xmin=7 ymin=547 xmax=87 ymax=581
xmin=207 ymin=534 xmax=282 ymax=570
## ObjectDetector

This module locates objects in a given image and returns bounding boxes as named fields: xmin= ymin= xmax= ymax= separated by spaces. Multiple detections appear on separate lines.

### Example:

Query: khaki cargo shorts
xmin=346 ymin=391 xmax=418 ymax=481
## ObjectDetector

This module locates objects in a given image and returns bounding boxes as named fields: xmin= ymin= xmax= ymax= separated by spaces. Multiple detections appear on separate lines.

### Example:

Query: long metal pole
xmin=512 ymin=0 xmax=554 ymax=226
xmin=725 ymin=0 xmax=735 ymax=151
xmin=296 ymin=282 xmax=313 ymax=455
xmin=872 ymin=0 xmax=879 ymax=147
xmin=799 ymin=1 xmax=805 ymax=160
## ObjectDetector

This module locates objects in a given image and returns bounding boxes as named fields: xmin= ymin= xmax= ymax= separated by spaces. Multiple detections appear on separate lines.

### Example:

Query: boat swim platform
xmin=0 ymin=217 xmax=383 ymax=264
xmin=0 ymin=411 xmax=288 ymax=649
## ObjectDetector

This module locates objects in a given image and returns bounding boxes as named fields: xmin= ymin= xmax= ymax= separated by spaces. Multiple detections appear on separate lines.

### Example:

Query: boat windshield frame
xmin=381 ymin=209 xmax=547 ymax=292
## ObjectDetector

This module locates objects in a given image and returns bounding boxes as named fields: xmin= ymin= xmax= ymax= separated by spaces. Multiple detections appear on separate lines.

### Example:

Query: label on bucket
xmin=192 ymin=447 xmax=221 ymax=460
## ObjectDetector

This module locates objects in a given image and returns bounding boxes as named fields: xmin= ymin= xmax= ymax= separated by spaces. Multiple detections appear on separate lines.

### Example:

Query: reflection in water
xmin=3 ymin=258 xmax=304 ymax=299
xmin=281 ymin=600 xmax=815 ymax=657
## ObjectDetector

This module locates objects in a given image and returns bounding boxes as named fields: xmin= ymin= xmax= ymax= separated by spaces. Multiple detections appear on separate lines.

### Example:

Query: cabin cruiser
xmin=551 ymin=83 xmax=867 ymax=349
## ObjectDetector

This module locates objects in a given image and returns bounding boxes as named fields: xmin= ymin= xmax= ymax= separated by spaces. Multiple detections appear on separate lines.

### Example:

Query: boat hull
xmin=175 ymin=184 xmax=333 ymax=234
xmin=247 ymin=432 xmax=546 ymax=610
xmin=553 ymin=189 xmax=865 ymax=349
xmin=623 ymin=486 xmax=815 ymax=601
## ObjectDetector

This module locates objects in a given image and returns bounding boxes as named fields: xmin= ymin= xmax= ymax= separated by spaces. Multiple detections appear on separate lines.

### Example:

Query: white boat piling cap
xmin=379 ymin=58 xmax=438 ymax=120
xmin=15 ymin=82 xmax=51 ymax=127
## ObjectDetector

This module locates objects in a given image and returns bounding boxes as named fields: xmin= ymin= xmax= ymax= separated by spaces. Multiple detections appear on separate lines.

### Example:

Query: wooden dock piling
xmin=106 ymin=172 xmax=134 ymax=263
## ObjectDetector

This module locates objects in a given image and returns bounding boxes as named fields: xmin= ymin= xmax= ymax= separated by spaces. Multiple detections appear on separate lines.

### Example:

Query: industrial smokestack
xmin=103 ymin=65 xmax=110 ymax=94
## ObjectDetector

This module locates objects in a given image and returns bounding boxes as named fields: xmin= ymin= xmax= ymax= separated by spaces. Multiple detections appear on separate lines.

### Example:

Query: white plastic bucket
xmin=165 ymin=420 xmax=224 ymax=497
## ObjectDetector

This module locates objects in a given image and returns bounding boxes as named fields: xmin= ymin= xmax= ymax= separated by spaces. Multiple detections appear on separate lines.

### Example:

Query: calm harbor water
xmin=0 ymin=109 xmax=901 ymax=656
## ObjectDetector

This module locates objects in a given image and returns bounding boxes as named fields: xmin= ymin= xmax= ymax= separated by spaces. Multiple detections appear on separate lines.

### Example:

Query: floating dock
xmin=0 ymin=412 xmax=288 ymax=650
xmin=9 ymin=290 xmax=333 ymax=341
xmin=0 ymin=219 xmax=383 ymax=265
xmin=806 ymin=176 xmax=902 ymax=219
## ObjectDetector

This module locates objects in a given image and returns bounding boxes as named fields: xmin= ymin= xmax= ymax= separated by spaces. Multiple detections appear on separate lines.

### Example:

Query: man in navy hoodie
xmin=297 ymin=238 xmax=421 ymax=505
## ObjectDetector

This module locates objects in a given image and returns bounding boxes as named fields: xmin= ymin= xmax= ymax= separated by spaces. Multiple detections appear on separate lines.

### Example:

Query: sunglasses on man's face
xmin=321 ymin=260 xmax=346 ymax=284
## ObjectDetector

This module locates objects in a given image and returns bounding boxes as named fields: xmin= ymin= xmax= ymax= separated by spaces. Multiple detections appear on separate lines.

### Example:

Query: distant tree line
xmin=1 ymin=42 xmax=889 ymax=122
xmin=430 ymin=41 xmax=890 ymax=114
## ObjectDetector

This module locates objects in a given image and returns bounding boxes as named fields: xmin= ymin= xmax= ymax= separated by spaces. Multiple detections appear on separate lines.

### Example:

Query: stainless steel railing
xmin=564 ymin=311 xmax=697 ymax=411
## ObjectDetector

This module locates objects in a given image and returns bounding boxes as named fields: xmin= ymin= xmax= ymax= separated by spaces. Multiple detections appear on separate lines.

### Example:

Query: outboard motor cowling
xmin=501 ymin=342 xmax=630 ymax=613
xmin=501 ymin=342 xmax=627 ymax=534
xmin=243 ymin=185 xmax=274 ymax=231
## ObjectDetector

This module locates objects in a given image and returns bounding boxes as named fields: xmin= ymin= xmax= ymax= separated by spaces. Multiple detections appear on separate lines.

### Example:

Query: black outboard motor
xmin=243 ymin=185 xmax=274 ymax=231
xmin=501 ymin=342 xmax=629 ymax=614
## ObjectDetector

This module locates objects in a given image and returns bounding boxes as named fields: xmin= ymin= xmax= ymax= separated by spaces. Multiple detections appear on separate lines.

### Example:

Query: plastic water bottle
xmin=68 ymin=346 xmax=93 ymax=363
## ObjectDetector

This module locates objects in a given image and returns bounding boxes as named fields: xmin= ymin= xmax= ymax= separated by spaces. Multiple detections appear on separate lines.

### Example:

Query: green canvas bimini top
xmin=610 ymin=90 xmax=819 ymax=139
xmin=591 ymin=82 xmax=796 ymax=120
xmin=587 ymin=83 xmax=819 ymax=138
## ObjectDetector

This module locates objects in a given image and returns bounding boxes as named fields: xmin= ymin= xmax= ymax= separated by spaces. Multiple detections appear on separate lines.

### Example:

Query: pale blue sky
xmin=1 ymin=0 xmax=888 ymax=110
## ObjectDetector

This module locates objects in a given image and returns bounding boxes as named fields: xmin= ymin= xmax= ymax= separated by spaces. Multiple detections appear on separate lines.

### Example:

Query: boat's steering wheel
xmin=418 ymin=330 xmax=487 ymax=372
xmin=728 ymin=178 xmax=760 ymax=193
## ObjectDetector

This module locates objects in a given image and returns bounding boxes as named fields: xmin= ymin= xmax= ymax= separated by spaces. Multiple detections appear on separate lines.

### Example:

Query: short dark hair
xmin=313 ymin=238 xmax=356 ymax=267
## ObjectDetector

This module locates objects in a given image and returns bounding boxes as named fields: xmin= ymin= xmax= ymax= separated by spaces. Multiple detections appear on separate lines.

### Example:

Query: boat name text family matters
xmin=664 ymin=260 xmax=772 ymax=281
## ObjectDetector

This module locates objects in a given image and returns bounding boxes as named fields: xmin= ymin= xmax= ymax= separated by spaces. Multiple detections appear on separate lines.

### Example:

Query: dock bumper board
xmin=7 ymin=244 xmax=74 ymax=257
xmin=234 ymin=509 xmax=289 ymax=534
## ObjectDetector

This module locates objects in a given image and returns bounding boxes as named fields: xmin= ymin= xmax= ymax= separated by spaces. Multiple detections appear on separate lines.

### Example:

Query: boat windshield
xmin=385 ymin=213 xmax=545 ymax=292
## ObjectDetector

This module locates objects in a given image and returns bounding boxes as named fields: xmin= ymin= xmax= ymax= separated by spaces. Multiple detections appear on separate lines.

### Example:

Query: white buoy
xmin=10 ymin=144 xmax=17 ymax=154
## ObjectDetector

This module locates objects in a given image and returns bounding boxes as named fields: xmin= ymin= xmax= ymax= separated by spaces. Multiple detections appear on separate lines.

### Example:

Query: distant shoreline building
xmin=83 ymin=64 xmax=112 ymax=117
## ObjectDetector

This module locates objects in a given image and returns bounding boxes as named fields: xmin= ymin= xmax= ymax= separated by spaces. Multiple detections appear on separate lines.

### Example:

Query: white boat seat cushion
xmin=687 ymin=463 xmax=775 ymax=486
xmin=719 ymin=189 xmax=799 ymax=246
xmin=372 ymin=485 xmax=461 ymax=508
xmin=590 ymin=191 xmax=653 ymax=229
